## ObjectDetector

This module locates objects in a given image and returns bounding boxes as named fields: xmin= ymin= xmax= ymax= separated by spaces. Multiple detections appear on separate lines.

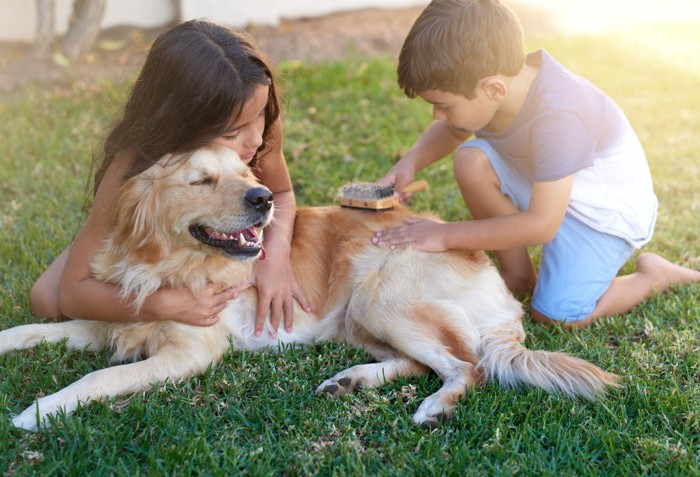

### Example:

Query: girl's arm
xmin=57 ymin=153 xmax=236 ymax=326
xmin=246 ymin=118 xmax=311 ymax=335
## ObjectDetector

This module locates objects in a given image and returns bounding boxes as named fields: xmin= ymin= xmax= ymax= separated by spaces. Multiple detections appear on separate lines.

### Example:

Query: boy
xmin=372 ymin=0 xmax=700 ymax=326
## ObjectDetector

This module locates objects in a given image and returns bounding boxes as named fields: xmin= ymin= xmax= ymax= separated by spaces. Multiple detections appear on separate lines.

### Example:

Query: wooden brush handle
xmin=400 ymin=180 xmax=428 ymax=194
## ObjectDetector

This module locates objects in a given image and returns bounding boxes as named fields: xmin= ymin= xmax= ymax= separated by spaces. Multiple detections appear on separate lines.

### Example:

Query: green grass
xmin=2 ymin=24 xmax=700 ymax=476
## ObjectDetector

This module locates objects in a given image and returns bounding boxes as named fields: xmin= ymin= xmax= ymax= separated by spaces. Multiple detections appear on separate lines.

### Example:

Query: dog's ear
xmin=112 ymin=170 xmax=168 ymax=264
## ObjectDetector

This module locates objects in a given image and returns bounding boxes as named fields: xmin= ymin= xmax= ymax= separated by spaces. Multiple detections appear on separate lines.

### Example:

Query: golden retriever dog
xmin=1 ymin=145 xmax=618 ymax=431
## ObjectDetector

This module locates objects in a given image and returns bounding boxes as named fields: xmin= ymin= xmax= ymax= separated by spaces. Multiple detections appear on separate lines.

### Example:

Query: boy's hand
xmin=377 ymin=163 xmax=417 ymax=201
xmin=371 ymin=218 xmax=447 ymax=252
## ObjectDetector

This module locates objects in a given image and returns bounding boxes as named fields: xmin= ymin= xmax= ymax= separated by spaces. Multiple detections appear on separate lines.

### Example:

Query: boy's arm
xmin=374 ymin=175 xmax=573 ymax=252
xmin=379 ymin=120 xmax=472 ymax=193
xmin=406 ymin=120 xmax=473 ymax=170
xmin=445 ymin=175 xmax=573 ymax=250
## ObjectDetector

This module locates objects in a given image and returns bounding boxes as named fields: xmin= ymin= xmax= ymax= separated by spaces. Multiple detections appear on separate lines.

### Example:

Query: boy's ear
xmin=481 ymin=77 xmax=508 ymax=102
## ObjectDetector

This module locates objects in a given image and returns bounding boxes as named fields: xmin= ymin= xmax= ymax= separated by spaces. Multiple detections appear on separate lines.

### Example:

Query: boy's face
xmin=419 ymin=88 xmax=499 ymax=134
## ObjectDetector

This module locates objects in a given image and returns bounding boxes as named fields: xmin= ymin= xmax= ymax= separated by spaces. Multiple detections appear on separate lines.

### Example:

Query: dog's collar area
xmin=189 ymin=224 xmax=264 ymax=259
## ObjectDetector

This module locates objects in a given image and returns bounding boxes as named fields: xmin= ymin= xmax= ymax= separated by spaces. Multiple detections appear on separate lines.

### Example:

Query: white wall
xmin=1 ymin=0 xmax=175 ymax=41
xmin=182 ymin=0 xmax=427 ymax=26
xmin=3 ymin=0 xmax=700 ymax=43
xmin=0 ymin=0 xmax=427 ymax=42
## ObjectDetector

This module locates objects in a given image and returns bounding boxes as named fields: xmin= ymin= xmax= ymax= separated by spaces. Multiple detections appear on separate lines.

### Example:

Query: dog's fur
xmin=1 ymin=145 xmax=618 ymax=431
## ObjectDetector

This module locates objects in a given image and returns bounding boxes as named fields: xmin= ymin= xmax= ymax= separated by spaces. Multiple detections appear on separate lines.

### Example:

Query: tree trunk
xmin=59 ymin=0 xmax=107 ymax=62
xmin=30 ymin=0 xmax=55 ymax=59
xmin=171 ymin=0 xmax=182 ymax=24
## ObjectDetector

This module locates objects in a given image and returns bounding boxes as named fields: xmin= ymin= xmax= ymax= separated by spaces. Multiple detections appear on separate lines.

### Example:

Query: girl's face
xmin=212 ymin=84 xmax=269 ymax=164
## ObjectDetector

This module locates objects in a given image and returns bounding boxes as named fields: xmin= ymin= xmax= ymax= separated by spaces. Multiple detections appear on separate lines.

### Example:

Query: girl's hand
xmin=231 ymin=254 xmax=311 ymax=336
xmin=372 ymin=218 xmax=448 ymax=253
xmin=141 ymin=284 xmax=236 ymax=327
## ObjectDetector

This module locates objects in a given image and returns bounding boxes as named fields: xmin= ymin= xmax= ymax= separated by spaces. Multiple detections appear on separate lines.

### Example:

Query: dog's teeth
xmin=238 ymin=233 xmax=246 ymax=246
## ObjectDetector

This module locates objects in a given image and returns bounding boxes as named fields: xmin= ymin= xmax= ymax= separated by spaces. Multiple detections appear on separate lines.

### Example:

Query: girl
xmin=29 ymin=19 xmax=310 ymax=336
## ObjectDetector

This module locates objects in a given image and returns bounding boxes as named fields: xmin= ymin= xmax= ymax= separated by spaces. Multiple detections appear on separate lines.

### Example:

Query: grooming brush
xmin=339 ymin=179 xmax=428 ymax=210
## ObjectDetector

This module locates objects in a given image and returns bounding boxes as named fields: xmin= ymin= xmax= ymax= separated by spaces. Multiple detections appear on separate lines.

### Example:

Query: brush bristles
xmin=338 ymin=182 xmax=395 ymax=200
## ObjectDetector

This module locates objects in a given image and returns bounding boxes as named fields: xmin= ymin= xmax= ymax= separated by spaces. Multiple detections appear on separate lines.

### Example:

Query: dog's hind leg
xmin=409 ymin=360 xmax=482 ymax=429
xmin=11 ymin=343 xmax=218 ymax=432
xmin=403 ymin=345 xmax=482 ymax=429
xmin=316 ymin=322 xmax=429 ymax=396
xmin=316 ymin=357 xmax=428 ymax=396
xmin=0 ymin=320 xmax=110 ymax=355
xmin=353 ymin=302 xmax=483 ymax=428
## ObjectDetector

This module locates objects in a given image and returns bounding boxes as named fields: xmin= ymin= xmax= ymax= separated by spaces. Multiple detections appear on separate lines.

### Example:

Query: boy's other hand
xmin=371 ymin=218 xmax=447 ymax=252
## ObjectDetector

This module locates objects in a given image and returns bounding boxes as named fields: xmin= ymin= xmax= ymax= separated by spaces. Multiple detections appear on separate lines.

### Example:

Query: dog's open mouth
xmin=189 ymin=225 xmax=266 ymax=259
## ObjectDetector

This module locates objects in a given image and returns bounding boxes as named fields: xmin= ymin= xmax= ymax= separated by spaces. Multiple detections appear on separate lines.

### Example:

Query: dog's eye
xmin=190 ymin=176 xmax=215 ymax=186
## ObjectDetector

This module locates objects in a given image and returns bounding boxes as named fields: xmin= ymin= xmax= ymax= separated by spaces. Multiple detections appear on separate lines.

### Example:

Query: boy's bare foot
xmin=636 ymin=252 xmax=700 ymax=291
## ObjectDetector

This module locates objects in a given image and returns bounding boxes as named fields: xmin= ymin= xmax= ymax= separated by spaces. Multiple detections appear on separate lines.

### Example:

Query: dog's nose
xmin=245 ymin=187 xmax=273 ymax=211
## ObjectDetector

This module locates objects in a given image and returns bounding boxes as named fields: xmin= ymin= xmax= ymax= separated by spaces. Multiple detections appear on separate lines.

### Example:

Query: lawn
xmin=1 ymin=24 xmax=699 ymax=476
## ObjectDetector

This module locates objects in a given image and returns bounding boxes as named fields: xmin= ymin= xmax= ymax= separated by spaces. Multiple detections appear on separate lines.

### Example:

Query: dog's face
xmin=113 ymin=145 xmax=273 ymax=263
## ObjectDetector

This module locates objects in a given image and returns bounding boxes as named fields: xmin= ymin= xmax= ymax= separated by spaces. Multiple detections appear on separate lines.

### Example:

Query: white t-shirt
xmin=477 ymin=50 xmax=657 ymax=248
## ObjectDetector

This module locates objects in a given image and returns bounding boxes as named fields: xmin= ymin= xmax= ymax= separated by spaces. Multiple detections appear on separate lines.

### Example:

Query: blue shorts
xmin=459 ymin=139 xmax=635 ymax=322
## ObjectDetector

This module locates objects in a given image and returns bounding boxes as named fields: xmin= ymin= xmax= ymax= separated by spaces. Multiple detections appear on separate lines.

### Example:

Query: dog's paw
xmin=12 ymin=394 xmax=75 ymax=432
xmin=11 ymin=408 xmax=42 ymax=432
xmin=315 ymin=375 xmax=364 ymax=397
xmin=414 ymin=411 xmax=449 ymax=430
xmin=412 ymin=395 xmax=455 ymax=429
xmin=0 ymin=330 xmax=18 ymax=355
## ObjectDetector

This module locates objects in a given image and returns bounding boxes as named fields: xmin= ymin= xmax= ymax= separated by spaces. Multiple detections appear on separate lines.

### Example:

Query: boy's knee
xmin=453 ymin=147 xmax=499 ymax=189
xmin=453 ymin=147 xmax=501 ymax=199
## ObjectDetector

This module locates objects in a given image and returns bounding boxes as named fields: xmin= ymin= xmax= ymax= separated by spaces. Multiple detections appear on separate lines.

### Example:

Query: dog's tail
xmin=479 ymin=328 xmax=619 ymax=400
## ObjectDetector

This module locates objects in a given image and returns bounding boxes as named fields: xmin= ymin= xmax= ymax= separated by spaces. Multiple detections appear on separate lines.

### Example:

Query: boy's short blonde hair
xmin=398 ymin=0 xmax=525 ymax=99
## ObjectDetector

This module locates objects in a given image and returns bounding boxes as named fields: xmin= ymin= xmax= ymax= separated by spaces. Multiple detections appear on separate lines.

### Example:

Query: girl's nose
xmin=245 ymin=127 xmax=263 ymax=149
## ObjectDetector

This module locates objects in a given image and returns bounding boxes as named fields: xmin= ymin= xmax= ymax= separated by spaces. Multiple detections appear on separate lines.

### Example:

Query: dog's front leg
xmin=12 ymin=343 xmax=216 ymax=431
xmin=0 ymin=320 xmax=109 ymax=355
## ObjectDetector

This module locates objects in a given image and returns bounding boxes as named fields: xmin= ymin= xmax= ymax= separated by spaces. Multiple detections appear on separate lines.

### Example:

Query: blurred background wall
xmin=2 ymin=0 xmax=700 ymax=42
xmin=0 ymin=0 xmax=428 ymax=41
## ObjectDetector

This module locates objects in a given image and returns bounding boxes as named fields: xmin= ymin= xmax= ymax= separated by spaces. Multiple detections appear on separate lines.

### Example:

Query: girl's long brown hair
xmin=92 ymin=19 xmax=280 ymax=196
